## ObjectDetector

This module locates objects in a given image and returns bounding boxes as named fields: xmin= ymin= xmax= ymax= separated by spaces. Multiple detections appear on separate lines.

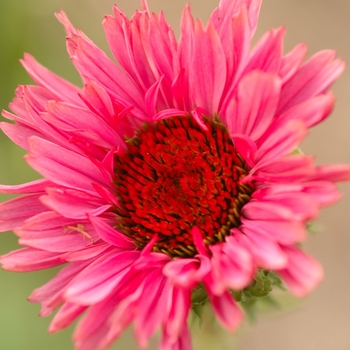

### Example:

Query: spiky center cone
xmin=115 ymin=116 xmax=254 ymax=258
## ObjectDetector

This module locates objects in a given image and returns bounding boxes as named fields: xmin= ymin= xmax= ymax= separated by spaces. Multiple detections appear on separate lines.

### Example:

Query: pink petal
xmin=20 ymin=53 xmax=83 ymax=106
xmin=228 ymin=71 xmax=281 ymax=141
xmin=242 ymin=200 xmax=294 ymax=221
xmin=0 ymin=179 xmax=51 ymax=194
xmin=231 ymin=134 xmax=257 ymax=167
xmin=278 ymin=50 xmax=345 ymax=114
xmin=277 ymin=245 xmax=323 ymax=297
xmin=206 ymin=289 xmax=244 ymax=332
xmin=63 ymin=242 xmax=111 ymax=262
xmin=134 ymin=269 xmax=169 ymax=348
xmin=17 ymin=212 xmax=98 ymax=253
xmin=211 ymin=0 xmax=262 ymax=37
xmin=26 ymin=136 xmax=108 ymax=194
xmin=164 ymin=287 xmax=191 ymax=342
xmin=40 ymin=188 xmax=110 ymax=219
xmin=310 ymin=164 xmax=350 ymax=182
xmin=0 ymin=122 xmax=44 ymax=150
xmin=161 ymin=324 xmax=192 ymax=350
xmin=66 ymin=30 xmax=146 ymax=118
xmin=236 ymin=227 xmax=287 ymax=269
xmin=44 ymin=101 xmax=124 ymax=148
xmin=278 ymin=92 xmax=335 ymax=128
xmin=279 ymin=43 xmax=307 ymax=83
xmin=178 ymin=4 xmax=195 ymax=111
xmin=29 ymin=260 xmax=90 ymax=315
xmin=241 ymin=217 xmax=306 ymax=244
xmin=0 ymin=248 xmax=64 ymax=272
xmin=209 ymin=240 xmax=253 ymax=294
xmin=253 ymin=155 xmax=315 ymax=182
xmin=163 ymin=255 xmax=211 ymax=288
xmin=190 ymin=20 xmax=226 ymax=115
xmin=73 ymin=289 xmax=120 ymax=350
xmin=50 ymin=302 xmax=87 ymax=333
xmin=255 ymin=120 xmax=307 ymax=164
xmin=88 ymin=215 xmax=135 ymax=249
xmin=244 ymin=27 xmax=285 ymax=75
xmin=65 ymin=250 xmax=139 ymax=304
xmin=0 ymin=194 xmax=47 ymax=232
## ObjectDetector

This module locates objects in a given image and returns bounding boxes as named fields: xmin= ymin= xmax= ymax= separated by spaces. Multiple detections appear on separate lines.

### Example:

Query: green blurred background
xmin=1 ymin=0 xmax=350 ymax=349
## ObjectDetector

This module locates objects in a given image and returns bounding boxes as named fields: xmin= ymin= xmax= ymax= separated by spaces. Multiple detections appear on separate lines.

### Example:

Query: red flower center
xmin=115 ymin=116 xmax=254 ymax=257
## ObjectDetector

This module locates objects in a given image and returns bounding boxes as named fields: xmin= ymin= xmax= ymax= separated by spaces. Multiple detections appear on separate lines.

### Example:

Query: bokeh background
xmin=1 ymin=0 xmax=350 ymax=349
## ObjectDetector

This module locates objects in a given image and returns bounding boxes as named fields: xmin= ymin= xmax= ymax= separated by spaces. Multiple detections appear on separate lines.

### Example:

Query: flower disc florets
xmin=115 ymin=116 xmax=254 ymax=257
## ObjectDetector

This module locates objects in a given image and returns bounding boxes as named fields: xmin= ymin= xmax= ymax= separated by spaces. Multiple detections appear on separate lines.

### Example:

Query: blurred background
xmin=1 ymin=0 xmax=350 ymax=349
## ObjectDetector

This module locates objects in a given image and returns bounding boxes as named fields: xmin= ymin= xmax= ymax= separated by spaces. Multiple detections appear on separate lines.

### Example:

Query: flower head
xmin=1 ymin=0 xmax=350 ymax=349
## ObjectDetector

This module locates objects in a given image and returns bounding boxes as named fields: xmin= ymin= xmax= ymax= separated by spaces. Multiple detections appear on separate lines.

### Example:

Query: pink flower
xmin=1 ymin=0 xmax=349 ymax=349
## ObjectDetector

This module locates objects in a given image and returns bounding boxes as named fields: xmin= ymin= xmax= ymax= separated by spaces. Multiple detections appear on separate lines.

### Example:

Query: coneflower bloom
xmin=1 ymin=0 xmax=349 ymax=349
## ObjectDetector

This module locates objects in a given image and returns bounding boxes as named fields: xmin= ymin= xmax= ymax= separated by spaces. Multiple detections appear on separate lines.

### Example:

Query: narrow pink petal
xmin=209 ymin=240 xmax=253 ymax=294
xmin=50 ymin=302 xmax=87 ymax=333
xmin=66 ymin=31 xmax=147 ymax=117
xmin=211 ymin=0 xmax=262 ymax=37
xmin=92 ymin=183 xmax=119 ymax=206
xmin=278 ymin=245 xmax=323 ymax=297
xmin=241 ymin=217 xmax=306 ymax=244
xmin=278 ymin=92 xmax=335 ymax=128
xmin=63 ymin=242 xmax=110 ymax=262
xmin=279 ymin=43 xmax=307 ymax=83
xmin=229 ymin=71 xmax=281 ymax=141
xmin=207 ymin=289 xmax=244 ymax=332
xmin=134 ymin=251 xmax=171 ymax=269
xmin=103 ymin=12 xmax=146 ymax=90
xmin=80 ymin=81 xmax=114 ymax=122
xmin=16 ymin=210 xmax=100 ymax=253
xmin=244 ymin=27 xmax=285 ymax=75
xmin=145 ymin=77 xmax=165 ymax=117
xmin=163 ymin=255 xmax=211 ymax=288
xmin=153 ymin=108 xmax=189 ymax=121
xmin=210 ymin=5 xmax=251 ymax=94
xmin=242 ymin=200 xmax=294 ymax=221
xmin=0 ymin=179 xmax=51 ymax=194
xmin=88 ymin=215 xmax=135 ymax=249
xmin=0 ymin=248 xmax=63 ymax=272
xmin=0 ymin=122 xmax=44 ymax=150
xmin=231 ymin=134 xmax=257 ymax=168
xmin=161 ymin=323 xmax=192 ymax=350
xmin=101 ymin=288 xmax=142 ymax=349
xmin=73 ymin=289 xmax=120 ymax=350
xmin=255 ymin=192 xmax=318 ymax=221
xmin=218 ymin=5 xmax=251 ymax=106
xmin=178 ymin=4 xmax=195 ymax=111
xmin=190 ymin=20 xmax=226 ymax=115
xmin=164 ymin=287 xmax=191 ymax=342
xmin=253 ymin=155 xmax=315 ymax=182
xmin=40 ymin=188 xmax=110 ymax=219
xmin=65 ymin=250 xmax=139 ymax=304
xmin=21 ymin=53 xmax=82 ymax=106
xmin=255 ymin=120 xmax=307 ymax=162
xmin=192 ymin=227 xmax=210 ymax=257
xmin=134 ymin=269 xmax=169 ymax=348
xmin=300 ymin=181 xmax=341 ymax=206
xmin=309 ymin=164 xmax=350 ymax=182
xmin=26 ymin=136 xmax=108 ymax=194
xmin=278 ymin=50 xmax=345 ymax=114
xmin=44 ymin=101 xmax=124 ymax=148
xmin=0 ymin=194 xmax=47 ymax=232
xmin=55 ymin=9 xmax=77 ymax=36
xmin=29 ymin=260 xmax=90 ymax=314
xmin=237 ymin=227 xmax=287 ymax=269
xmin=148 ymin=12 xmax=178 ymax=94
